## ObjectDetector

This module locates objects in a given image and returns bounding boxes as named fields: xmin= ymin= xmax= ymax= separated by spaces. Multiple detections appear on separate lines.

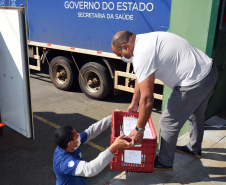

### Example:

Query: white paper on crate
xmin=124 ymin=150 xmax=142 ymax=164
xmin=122 ymin=117 xmax=153 ymax=139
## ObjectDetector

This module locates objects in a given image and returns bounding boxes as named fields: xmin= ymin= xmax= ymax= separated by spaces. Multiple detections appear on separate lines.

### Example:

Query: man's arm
xmin=75 ymin=135 xmax=131 ymax=177
xmin=75 ymin=148 xmax=114 ymax=177
xmin=128 ymin=73 xmax=155 ymax=145
xmin=137 ymin=73 xmax=155 ymax=128
xmin=84 ymin=116 xmax=112 ymax=142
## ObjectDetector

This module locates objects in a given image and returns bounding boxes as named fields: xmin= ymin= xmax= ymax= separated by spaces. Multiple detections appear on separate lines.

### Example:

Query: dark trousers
xmin=159 ymin=64 xmax=218 ymax=166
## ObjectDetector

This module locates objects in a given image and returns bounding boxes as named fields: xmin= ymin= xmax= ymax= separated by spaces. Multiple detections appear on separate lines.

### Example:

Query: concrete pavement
xmin=105 ymin=126 xmax=226 ymax=185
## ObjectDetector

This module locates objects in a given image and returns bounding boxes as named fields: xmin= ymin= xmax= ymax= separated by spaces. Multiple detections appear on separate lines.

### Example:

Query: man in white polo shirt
xmin=111 ymin=31 xmax=218 ymax=171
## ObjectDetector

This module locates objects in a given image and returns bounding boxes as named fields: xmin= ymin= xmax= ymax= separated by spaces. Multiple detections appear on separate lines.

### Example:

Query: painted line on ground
xmin=34 ymin=115 xmax=60 ymax=129
xmin=86 ymin=141 xmax=105 ymax=152
xmin=33 ymin=114 xmax=105 ymax=152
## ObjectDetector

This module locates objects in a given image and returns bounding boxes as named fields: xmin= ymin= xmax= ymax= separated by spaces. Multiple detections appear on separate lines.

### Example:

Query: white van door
xmin=0 ymin=7 xmax=34 ymax=138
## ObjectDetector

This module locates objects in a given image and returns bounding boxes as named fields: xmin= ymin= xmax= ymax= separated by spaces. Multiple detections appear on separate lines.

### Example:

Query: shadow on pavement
xmin=0 ymin=111 xmax=122 ymax=185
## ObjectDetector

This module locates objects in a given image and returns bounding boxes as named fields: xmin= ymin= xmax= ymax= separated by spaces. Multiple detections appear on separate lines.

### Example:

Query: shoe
xmin=154 ymin=156 xmax=173 ymax=171
xmin=176 ymin=145 xmax=202 ymax=158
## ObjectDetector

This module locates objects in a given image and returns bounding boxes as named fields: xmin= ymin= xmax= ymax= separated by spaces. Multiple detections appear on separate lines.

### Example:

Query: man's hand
xmin=109 ymin=135 xmax=132 ymax=153
xmin=128 ymin=129 xmax=144 ymax=146
xmin=127 ymin=103 xmax=138 ymax=113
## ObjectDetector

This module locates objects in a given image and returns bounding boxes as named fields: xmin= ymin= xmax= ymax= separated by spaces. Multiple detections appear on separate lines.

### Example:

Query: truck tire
xmin=79 ymin=62 xmax=112 ymax=100
xmin=49 ymin=56 xmax=77 ymax=90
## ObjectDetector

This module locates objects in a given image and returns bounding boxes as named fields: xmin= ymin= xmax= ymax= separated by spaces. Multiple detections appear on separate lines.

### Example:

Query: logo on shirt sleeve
xmin=68 ymin=160 xmax=75 ymax=168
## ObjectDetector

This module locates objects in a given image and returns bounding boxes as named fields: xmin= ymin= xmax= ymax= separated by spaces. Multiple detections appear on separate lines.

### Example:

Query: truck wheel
xmin=49 ymin=56 xmax=77 ymax=90
xmin=79 ymin=62 xmax=112 ymax=100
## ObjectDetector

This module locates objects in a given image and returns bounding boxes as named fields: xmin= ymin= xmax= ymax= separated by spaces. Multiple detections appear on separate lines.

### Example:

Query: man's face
xmin=111 ymin=44 xmax=122 ymax=58
xmin=70 ymin=129 xmax=80 ymax=147
xmin=111 ymin=44 xmax=132 ymax=59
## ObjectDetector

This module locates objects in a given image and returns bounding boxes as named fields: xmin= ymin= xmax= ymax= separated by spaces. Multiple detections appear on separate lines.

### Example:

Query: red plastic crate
xmin=110 ymin=111 xmax=157 ymax=172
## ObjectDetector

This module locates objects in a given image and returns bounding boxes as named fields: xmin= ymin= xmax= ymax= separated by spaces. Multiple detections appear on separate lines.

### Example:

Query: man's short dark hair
xmin=112 ymin=31 xmax=133 ymax=51
xmin=54 ymin=126 xmax=74 ymax=149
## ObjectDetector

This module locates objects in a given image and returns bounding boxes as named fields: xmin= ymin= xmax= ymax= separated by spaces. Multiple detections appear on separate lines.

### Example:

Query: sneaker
xmin=154 ymin=156 xmax=173 ymax=171
xmin=176 ymin=145 xmax=202 ymax=158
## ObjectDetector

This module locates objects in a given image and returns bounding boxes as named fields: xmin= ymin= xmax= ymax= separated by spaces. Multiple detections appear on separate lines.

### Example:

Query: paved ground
xmin=2 ymin=66 xmax=225 ymax=185
xmin=106 ymin=121 xmax=226 ymax=185
xmin=0 ymin=68 xmax=162 ymax=185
